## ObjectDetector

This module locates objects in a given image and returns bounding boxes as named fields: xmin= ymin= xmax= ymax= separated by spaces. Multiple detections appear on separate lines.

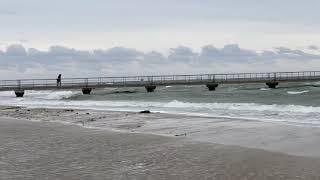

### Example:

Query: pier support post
xmin=266 ymin=82 xmax=279 ymax=89
xmin=14 ymin=89 xmax=25 ymax=97
xmin=82 ymin=87 xmax=92 ymax=95
xmin=145 ymin=85 xmax=156 ymax=92
xmin=206 ymin=83 xmax=219 ymax=91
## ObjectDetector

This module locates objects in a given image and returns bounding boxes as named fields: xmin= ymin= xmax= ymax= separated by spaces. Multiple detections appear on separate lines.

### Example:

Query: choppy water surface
xmin=1 ymin=82 xmax=320 ymax=126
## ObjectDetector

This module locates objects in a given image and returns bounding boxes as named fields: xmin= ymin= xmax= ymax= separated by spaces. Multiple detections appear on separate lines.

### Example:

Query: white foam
xmin=164 ymin=100 xmax=320 ymax=113
xmin=287 ymin=90 xmax=309 ymax=95
xmin=1 ymin=90 xmax=320 ymax=126
xmin=0 ymin=91 xmax=15 ymax=97
xmin=23 ymin=90 xmax=79 ymax=100
xmin=3 ymin=97 xmax=320 ymax=114
xmin=44 ymin=91 xmax=79 ymax=100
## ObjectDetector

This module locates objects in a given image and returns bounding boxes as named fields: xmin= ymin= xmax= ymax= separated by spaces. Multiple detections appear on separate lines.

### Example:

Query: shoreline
xmin=1 ymin=104 xmax=317 ymax=128
xmin=2 ymin=105 xmax=320 ymax=158
xmin=2 ymin=116 xmax=320 ymax=179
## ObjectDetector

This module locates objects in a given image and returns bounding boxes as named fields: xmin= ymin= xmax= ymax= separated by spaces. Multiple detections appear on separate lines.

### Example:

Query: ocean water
xmin=1 ymin=82 xmax=320 ymax=126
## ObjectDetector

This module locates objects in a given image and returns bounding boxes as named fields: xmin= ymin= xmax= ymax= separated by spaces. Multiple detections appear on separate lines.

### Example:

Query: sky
xmin=1 ymin=0 xmax=320 ymax=79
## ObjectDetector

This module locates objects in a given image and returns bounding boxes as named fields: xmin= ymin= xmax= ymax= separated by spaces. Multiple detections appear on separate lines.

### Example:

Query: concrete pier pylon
xmin=206 ymin=83 xmax=219 ymax=91
xmin=14 ymin=89 xmax=25 ymax=97
xmin=82 ymin=87 xmax=92 ymax=95
xmin=145 ymin=85 xmax=156 ymax=92
xmin=266 ymin=82 xmax=279 ymax=89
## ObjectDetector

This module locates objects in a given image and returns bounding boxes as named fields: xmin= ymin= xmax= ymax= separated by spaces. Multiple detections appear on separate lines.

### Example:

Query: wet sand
xmin=1 ymin=107 xmax=320 ymax=179
xmin=2 ymin=106 xmax=320 ymax=157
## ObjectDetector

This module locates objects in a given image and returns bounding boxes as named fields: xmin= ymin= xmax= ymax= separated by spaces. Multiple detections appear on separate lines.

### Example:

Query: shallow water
xmin=1 ymin=82 xmax=320 ymax=126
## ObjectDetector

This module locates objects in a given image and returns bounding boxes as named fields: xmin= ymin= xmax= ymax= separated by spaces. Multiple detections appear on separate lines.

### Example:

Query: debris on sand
xmin=63 ymin=109 xmax=74 ymax=112
xmin=0 ymin=106 xmax=21 ymax=111
xmin=175 ymin=133 xmax=187 ymax=137
xmin=88 ymin=118 xmax=96 ymax=122
xmin=139 ymin=110 xmax=151 ymax=114
xmin=114 ymin=90 xmax=136 ymax=94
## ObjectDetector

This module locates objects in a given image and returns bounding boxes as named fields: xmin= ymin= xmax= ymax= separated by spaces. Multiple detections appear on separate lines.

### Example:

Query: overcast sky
xmin=2 ymin=0 xmax=320 ymax=51
xmin=1 ymin=0 xmax=320 ymax=79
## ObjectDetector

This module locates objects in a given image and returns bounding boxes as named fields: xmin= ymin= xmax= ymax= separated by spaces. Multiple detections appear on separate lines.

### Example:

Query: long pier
xmin=1 ymin=71 xmax=320 ymax=97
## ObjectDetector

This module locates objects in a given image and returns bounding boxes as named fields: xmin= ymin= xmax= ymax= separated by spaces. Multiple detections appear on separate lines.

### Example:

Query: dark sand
xmin=1 ymin=117 xmax=320 ymax=180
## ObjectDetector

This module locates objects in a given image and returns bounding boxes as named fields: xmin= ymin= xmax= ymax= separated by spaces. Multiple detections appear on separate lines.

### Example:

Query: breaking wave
xmin=1 ymin=88 xmax=320 ymax=126
xmin=31 ymin=91 xmax=80 ymax=100
xmin=287 ymin=90 xmax=309 ymax=95
xmin=2 ymin=96 xmax=320 ymax=114
xmin=163 ymin=100 xmax=320 ymax=113
xmin=0 ymin=90 xmax=80 ymax=100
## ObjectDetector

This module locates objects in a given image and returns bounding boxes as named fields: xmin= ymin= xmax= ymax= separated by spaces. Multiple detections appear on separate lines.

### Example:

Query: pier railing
xmin=1 ymin=71 xmax=320 ymax=91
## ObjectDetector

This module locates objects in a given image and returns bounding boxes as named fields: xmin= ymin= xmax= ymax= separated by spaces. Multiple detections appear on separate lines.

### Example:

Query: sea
xmin=1 ymin=82 xmax=320 ymax=127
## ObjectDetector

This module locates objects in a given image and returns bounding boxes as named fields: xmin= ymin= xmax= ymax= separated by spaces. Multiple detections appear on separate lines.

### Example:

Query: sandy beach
xmin=1 ymin=106 xmax=320 ymax=179
xmin=2 ymin=0 xmax=320 ymax=179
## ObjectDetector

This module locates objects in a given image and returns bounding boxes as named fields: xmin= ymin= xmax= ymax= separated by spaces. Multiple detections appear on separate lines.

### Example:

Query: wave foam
xmin=287 ymin=90 xmax=309 ymax=95
xmin=0 ymin=91 xmax=15 ymax=97
xmin=164 ymin=100 xmax=320 ymax=113
xmin=22 ymin=90 xmax=79 ymax=100
xmin=1 ymin=94 xmax=320 ymax=114
xmin=9 ymin=99 xmax=320 ymax=114
xmin=44 ymin=91 xmax=79 ymax=100
xmin=1 ymin=89 xmax=320 ymax=126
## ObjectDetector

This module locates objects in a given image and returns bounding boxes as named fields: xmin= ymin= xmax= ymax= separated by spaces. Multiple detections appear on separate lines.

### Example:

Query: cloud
xmin=168 ymin=46 xmax=198 ymax=62
xmin=308 ymin=45 xmax=319 ymax=50
xmin=199 ymin=44 xmax=258 ymax=62
xmin=272 ymin=47 xmax=320 ymax=60
xmin=28 ymin=48 xmax=44 ymax=56
xmin=143 ymin=51 xmax=166 ymax=63
xmin=221 ymin=44 xmax=257 ymax=57
xmin=0 ymin=43 xmax=320 ymax=79
xmin=92 ymin=47 xmax=144 ymax=63
xmin=5 ymin=44 xmax=27 ymax=56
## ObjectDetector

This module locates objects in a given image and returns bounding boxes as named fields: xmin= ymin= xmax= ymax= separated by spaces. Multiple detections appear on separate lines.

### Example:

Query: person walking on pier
xmin=57 ymin=74 xmax=62 ymax=87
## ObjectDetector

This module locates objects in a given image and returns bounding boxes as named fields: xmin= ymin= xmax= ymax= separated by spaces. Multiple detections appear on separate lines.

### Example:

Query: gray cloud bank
xmin=0 ymin=44 xmax=320 ymax=79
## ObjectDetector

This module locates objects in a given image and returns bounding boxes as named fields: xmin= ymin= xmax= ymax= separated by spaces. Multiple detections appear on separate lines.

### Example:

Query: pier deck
xmin=1 ymin=71 xmax=320 ymax=96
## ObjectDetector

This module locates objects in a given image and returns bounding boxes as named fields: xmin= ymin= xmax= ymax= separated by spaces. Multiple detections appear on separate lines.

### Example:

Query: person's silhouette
xmin=57 ymin=74 xmax=62 ymax=87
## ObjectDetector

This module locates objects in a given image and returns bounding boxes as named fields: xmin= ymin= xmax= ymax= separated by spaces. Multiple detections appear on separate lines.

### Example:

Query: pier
xmin=1 ymin=71 xmax=320 ymax=97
